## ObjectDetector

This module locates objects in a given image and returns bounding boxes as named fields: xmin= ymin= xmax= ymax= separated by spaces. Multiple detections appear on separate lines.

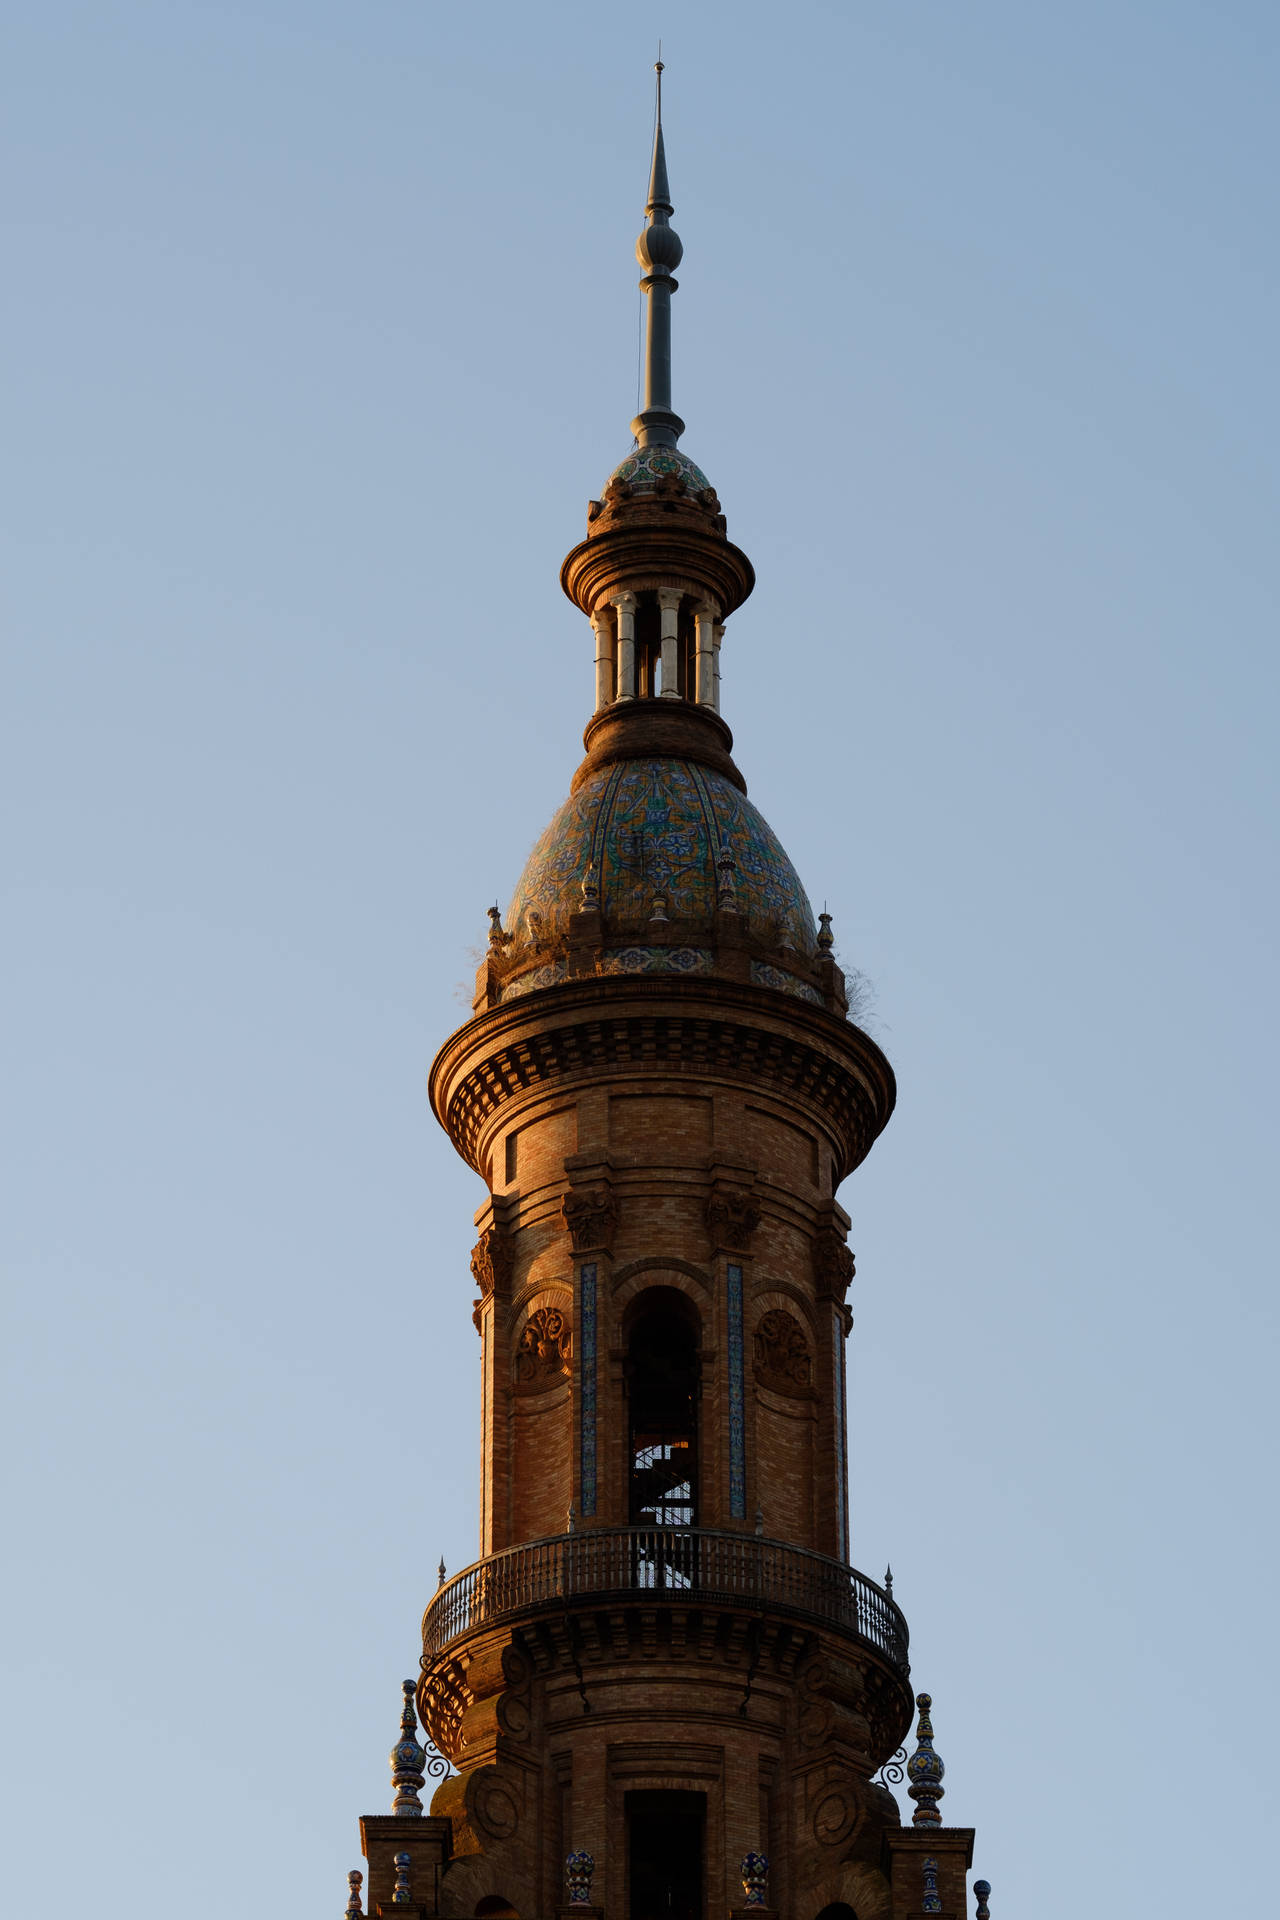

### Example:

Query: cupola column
xmin=694 ymin=599 xmax=720 ymax=707
xmin=658 ymin=588 xmax=683 ymax=697
xmin=590 ymin=605 xmax=616 ymax=711
xmin=612 ymin=591 xmax=637 ymax=699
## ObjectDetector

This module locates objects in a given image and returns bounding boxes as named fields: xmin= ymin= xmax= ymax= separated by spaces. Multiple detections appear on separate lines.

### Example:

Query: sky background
xmin=3 ymin=3 xmax=1277 ymax=1914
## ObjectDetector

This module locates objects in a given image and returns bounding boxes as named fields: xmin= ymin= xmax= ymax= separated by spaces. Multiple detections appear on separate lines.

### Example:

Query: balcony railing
xmin=422 ymin=1526 xmax=909 ymax=1674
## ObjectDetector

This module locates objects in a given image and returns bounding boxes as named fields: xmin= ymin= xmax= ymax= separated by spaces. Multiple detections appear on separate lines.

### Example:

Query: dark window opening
xmin=814 ymin=1905 xmax=859 ymax=1920
xmin=635 ymin=598 xmax=661 ymax=698
xmin=627 ymin=1292 xmax=700 ymax=1587
xmin=475 ymin=1900 xmax=519 ymax=1919
xmin=628 ymin=1789 xmax=703 ymax=1920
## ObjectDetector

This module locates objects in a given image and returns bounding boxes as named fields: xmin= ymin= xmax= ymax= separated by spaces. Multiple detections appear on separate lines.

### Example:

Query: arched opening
xmin=814 ymin=1904 xmax=859 ymax=1920
xmin=474 ymin=1899 xmax=519 ymax=1920
xmin=625 ymin=1289 xmax=700 ymax=1587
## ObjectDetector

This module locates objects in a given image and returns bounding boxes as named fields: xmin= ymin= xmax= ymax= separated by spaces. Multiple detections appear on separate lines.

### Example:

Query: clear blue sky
xmin=3 ymin=4 xmax=1276 ymax=1914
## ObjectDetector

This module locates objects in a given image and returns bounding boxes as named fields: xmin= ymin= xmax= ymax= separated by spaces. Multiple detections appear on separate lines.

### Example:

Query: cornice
xmin=429 ymin=974 xmax=895 ymax=1180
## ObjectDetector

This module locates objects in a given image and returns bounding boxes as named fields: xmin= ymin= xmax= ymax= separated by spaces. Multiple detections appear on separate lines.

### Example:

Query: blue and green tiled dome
xmin=507 ymin=758 xmax=817 ymax=953
xmin=607 ymin=445 xmax=712 ymax=496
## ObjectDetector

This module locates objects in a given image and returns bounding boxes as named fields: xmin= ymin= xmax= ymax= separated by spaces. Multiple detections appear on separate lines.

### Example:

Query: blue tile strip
xmin=835 ymin=1307 xmax=849 ymax=1561
xmin=727 ymin=1262 xmax=746 ymax=1519
xmin=580 ymin=1262 xmax=598 ymax=1516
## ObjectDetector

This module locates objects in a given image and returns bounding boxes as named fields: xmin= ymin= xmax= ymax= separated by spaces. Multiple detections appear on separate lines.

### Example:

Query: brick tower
xmin=347 ymin=74 xmax=988 ymax=1920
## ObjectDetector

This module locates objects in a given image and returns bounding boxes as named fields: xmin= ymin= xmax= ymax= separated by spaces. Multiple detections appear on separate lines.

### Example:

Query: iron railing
xmin=422 ymin=1526 xmax=909 ymax=1673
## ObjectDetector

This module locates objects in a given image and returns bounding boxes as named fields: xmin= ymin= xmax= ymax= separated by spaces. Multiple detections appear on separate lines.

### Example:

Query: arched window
xmin=626 ymin=1290 xmax=699 ymax=1586
xmin=814 ymin=1904 xmax=859 ymax=1920
xmin=475 ymin=1900 xmax=519 ymax=1920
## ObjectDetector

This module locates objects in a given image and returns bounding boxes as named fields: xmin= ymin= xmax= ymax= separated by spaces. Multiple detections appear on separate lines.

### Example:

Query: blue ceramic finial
xmin=565 ymin=1850 xmax=595 ymax=1905
xmin=740 ymin=1852 xmax=770 ymax=1908
xmin=345 ymin=1870 xmax=364 ymax=1918
xmin=389 ymin=1681 xmax=426 ymax=1816
xmin=906 ymin=1691 xmax=945 ymax=1827
xmin=974 ymin=1880 xmax=991 ymax=1920
xmin=392 ymin=1854 xmax=412 ymax=1905
xmin=817 ymin=911 xmax=834 ymax=952
xmin=922 ymin=1857 xmax=942 ymax=1913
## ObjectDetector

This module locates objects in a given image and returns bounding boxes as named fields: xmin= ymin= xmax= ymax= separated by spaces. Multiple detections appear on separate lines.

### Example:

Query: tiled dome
xmin=506 ymin=757 xmax=816 ymax=953
xmin=606 ymin=445 xmax=712 ymax=496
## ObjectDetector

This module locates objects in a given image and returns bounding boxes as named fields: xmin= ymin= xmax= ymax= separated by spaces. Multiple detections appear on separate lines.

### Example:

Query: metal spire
xmin=632 ymin=59 xmax=685 ymax=449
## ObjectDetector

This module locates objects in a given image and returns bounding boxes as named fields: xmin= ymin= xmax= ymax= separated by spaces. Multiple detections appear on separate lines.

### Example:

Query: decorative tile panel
xmin=834 ymin=1305 xmax=849 ymax=1562
xmin=750 ymin=960 xmax=823 ymax=1005
xmin=727 ymin=1262 xmax=746 ymax=1520
xmin=506 ymin=757 xmax=817 ymax=956
xmin=607 ymin=444 xmax=712 ymax=495
xmin=579 ymin=1263 xmax=598 ymax=1516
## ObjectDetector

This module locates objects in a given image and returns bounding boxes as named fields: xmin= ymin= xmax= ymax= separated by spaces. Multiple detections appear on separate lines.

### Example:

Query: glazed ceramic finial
xmin=817 ymin=910 xmax=834 ymax=952
xmin=974 ymin=1880 xmax=992 ymax=1920
xmin=392 ymin=1854 xmax=412 ymax=1905
xmin=581 ymin=861 xmax=600 ymax=909
xmin=389 ymin=1680 xmax=426 ymax=1816
xmin=487 ymin=904 xmax=505 ymax=946
xmin=922 ymin=1857 xmax=942 ymax=1913
xmin=345 ymin=1870 xmax=364 ymax=1918
xmin=740 ymin=1852 xmax=770 ymax=1908
xmin=907 ymin=1691 xmax=945 ymax=1827
xmin=565 ymin=1849 xmax=595 ymax=1905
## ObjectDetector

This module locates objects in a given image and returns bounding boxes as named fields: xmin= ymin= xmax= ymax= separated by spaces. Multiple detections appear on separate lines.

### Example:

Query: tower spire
xmin=632 ymin=60 xmax=685 ymax=449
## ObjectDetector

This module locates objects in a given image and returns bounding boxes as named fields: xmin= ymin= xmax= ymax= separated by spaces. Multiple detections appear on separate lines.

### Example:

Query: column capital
xmin=610 ymin=589 xmax=637 ymax=611
xmin=589 ymin=604 xmax=615 ymax=630
xmin=694 ymin=597 xmax=721 ymax=622
xmin=656 ymin=586 xmax=684 ymax=612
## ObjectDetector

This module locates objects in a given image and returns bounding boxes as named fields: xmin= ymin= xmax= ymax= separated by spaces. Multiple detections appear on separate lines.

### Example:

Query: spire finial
xmin=906 ymin=1691 xmax=946 ymax=1826
xmin=389 ymin=1679 xmax=426 ymax=1816
xmin=632 ymin=61 xmax=684 ymax=449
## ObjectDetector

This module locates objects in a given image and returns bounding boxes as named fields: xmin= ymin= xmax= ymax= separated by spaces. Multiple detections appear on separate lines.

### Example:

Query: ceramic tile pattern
xmin=507 ymin=757 xmax=817 ymax=954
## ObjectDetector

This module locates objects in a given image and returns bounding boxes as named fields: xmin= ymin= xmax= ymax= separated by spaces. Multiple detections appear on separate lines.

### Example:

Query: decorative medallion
xmin=514 ymin=1305 xmax=572 ymax=1386
xmin=754 ymin=1309 xmax=812 ymax=1392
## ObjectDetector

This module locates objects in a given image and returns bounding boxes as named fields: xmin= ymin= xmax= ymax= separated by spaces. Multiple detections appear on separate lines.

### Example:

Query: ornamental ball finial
xmin=389 ymin=1680 xmax=426 ymax=1816
xmin=345 ymin=1870 xmax=364 ymax=1918
xmin=392 ymin=1854 xmax=412 ymax=1904
xmin=906 ymin=1690 xmax=945 ymax=1827
xmin=974 ymin=1880 xmax=991 ymax=1920
xmin=740 ymin=1852 xmax=770 ymax=1908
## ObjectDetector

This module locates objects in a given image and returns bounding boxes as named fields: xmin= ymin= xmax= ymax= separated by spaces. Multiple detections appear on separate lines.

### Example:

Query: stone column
xmin=590 ymin=604 xmax=616 ymax=711
xmin=713 ymin=621 xmax=725 ymax=713
xmin=612 ymin=592 xmax=637 ymax=700
xmin=694 ymin=599 xmax=719 ymax=707
xmin=657 ymin=588 xmax=682 ymax=697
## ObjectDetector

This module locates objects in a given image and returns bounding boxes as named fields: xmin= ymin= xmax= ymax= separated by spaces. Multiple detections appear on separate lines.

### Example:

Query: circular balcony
xmin=422 ymin=1526 xmax=909 ymax=1675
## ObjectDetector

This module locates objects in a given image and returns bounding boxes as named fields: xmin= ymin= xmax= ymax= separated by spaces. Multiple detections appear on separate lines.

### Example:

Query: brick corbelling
xmin=430 ymin=977 xmax=894 ymax=1180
